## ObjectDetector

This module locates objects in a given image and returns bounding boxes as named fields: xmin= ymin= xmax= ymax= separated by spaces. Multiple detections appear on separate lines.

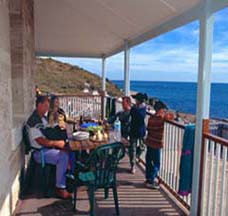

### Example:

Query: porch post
xmin=190 ymin=0 xmax=214 ymax=215
xmin=102 ymin=57 xmax=106 ymax=92
xmin=124 ymin=40 xmax=130 ymax=96
xmin=101 ymin=57 xmax=106 ymax=119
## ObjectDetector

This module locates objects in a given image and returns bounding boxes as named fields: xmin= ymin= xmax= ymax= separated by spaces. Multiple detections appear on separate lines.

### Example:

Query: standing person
xmin=129 ymin=93 xmax=148 ymax=174
xmin=27 ymin=96 xmax=71 ymax=198
xmin=145 ymin=100 xmax=174 ymax=189
xmin=108 ymin=96 xmax=132 ymax=140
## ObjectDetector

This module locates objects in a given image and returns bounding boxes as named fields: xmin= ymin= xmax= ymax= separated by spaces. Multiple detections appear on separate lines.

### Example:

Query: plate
xmin=72 ymin=131 xmax=89 ymax=140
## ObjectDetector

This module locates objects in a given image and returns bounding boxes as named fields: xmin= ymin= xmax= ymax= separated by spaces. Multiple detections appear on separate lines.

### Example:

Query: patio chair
xmin=22 ymin=124 xmax=56 ymax=197
xmin=73 ymin=142 xmax=125 ymax=216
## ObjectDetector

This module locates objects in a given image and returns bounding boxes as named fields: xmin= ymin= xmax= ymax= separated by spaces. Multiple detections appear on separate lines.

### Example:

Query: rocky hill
xmin=35 ymin=58 xmax=122 ymax=96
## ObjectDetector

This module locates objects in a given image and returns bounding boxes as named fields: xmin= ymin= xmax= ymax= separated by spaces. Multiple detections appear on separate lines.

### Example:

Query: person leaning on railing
xmin=144 ymin=100 xmax=174 ymax=189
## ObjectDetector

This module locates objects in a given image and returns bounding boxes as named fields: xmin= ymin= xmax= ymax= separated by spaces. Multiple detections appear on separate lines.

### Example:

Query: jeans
xmin=129 ymin=138 xmax=137 ymax=168
xmin=145 ymin=146 xmax=161 ymax=183
xmin=129 ymin=138 xmax=145 ymax=168
xmin=34 ymin=148 xmax=69 ymax=188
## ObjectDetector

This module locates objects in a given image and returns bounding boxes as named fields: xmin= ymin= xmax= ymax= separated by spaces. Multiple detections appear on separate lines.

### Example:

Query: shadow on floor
xmin=15 ymin=156 xmax=185 ymax=216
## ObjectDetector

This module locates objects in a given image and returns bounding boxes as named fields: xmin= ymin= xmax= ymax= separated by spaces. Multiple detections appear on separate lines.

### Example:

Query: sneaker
xmin=130 ymin=167 xmax=136 ymax=174
xmin=144 ymin=181 xmax=159 ymax=190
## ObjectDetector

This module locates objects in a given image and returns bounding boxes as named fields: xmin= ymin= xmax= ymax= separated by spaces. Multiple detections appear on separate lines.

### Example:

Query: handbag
xmin=41 ymin=126 xmax=67 ymax=141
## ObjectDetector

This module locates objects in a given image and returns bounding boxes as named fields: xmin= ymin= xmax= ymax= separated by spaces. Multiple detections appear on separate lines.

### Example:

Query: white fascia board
xmin=105 ymin=3 xmax=203 ymax=58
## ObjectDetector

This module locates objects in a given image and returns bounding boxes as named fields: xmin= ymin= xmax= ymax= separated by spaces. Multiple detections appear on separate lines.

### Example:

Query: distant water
xmin=112 ymin=80 xmax=228 ymax=119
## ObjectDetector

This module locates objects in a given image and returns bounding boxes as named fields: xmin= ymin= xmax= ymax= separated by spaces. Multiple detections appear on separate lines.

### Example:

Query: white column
xmin=190 ymin=0 xmax=214 ymax=215
xmin=102 ymin=57 xmax=106 ymax=92
xmin=101 ymin=57 xmax=106 ymax=119
xmin=124 ymin=41 xmax=130 ymax=96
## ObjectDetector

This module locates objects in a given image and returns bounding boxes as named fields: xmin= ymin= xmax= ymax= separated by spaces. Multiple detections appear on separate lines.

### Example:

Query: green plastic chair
xmin=73 ymin=142 xmax=125 ymax=216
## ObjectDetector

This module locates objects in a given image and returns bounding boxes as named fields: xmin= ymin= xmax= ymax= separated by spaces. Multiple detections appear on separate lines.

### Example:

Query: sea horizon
xmin=112 ymin=80 xmax=228 ymax=85
xmin=112 ymin=80 xmax=228 ymax=119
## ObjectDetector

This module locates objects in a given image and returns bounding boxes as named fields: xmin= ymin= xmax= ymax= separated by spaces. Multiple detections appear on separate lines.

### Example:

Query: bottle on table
xmin=114 ymin=117 xmax=121 ymax=142
xmin=80 ymin=115 xmax=83 ymax=125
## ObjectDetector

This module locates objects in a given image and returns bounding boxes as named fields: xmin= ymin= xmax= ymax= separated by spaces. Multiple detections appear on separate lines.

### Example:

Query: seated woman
xmin=42 ymin=95 xmax=68 ymax=141
xmin=48 ymin=95 xmax=66 ymax=127
xmin=45 ymin=95 xmax=76 ymax=182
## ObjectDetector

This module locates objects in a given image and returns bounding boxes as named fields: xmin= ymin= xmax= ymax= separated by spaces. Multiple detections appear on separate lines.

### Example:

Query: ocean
xmin=112 ymin=80 xmax=228 ymax=119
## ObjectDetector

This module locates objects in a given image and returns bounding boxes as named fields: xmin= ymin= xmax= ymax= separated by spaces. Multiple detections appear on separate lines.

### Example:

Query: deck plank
xmin=14 ymin=156 xmax=185 ymax=216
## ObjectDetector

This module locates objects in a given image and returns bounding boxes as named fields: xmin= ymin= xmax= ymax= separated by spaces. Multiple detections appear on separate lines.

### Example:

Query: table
xmin=69 ymin=139 xmax=110 ymax=151
xmin=69 ymin=131 xmax=117 ymax=151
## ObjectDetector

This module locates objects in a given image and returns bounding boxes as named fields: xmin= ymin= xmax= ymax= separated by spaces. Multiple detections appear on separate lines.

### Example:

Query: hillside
xmin=35 ymin=58 xmax=122 ymax=96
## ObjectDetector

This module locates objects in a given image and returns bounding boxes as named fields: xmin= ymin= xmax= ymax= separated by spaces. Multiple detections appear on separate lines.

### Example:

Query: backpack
xmin=22 ymin=123 xmax=32 ymax=154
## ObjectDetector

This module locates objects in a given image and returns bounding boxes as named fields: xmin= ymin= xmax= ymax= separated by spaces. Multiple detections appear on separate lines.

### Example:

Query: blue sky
xmin=53 ymin=8 xmax=228 ymax=83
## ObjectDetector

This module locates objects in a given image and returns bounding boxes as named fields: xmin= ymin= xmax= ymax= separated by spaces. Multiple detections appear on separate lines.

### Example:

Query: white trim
xmin=190 ymin=0 xmax=214 ymax=214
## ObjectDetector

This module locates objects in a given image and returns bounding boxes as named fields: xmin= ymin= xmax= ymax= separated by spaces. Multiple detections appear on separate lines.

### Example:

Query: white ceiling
xmin=34 ymin=0 xmax=227 ymax=58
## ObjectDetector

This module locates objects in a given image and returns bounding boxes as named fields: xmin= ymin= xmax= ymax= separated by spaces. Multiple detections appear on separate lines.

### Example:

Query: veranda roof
xmin=34 ymin=0 xmax=227 ymax=58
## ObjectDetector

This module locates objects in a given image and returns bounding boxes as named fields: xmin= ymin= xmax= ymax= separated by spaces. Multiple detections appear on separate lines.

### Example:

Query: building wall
xmin=0 ymin=0 xmax=35 ymax=215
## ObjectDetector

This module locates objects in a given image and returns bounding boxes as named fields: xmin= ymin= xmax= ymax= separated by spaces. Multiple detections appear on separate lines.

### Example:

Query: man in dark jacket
xmin=129 ymin=93 xmax=147 ymax=174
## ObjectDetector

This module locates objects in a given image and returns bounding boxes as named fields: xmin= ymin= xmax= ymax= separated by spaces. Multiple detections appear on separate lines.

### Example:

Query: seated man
xmin=27 ymin=95 xmax=71 ymax=199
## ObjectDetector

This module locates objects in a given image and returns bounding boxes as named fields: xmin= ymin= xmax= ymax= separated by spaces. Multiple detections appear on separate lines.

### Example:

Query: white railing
xmin=159 ymin=120 xmax=191 ymax=209
xmin=199 ymin=133 xmax=228 ymax=216
xmin=138 ymin=119 xmax=190 ymax=210
xmin=58 ymin=94 xmax=102 ymax=120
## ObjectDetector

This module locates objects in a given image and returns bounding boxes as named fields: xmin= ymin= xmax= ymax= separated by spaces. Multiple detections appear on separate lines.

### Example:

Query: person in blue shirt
xmin=129 ymin=93 xmax=148 ymax=174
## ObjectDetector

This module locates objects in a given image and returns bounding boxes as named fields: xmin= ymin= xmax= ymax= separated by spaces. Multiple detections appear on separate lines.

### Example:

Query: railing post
xmin=197 ymin=119 xmax=210 ymax=216
xmin=203 ymin=119 xmax=210 ymax=134
xmin=190 ymin=0 xmax=214 ymax=214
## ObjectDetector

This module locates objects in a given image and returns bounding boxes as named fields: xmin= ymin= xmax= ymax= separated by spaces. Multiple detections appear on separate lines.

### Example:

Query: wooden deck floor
xmin=14 ymin=156 xmax=186 ymax=216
